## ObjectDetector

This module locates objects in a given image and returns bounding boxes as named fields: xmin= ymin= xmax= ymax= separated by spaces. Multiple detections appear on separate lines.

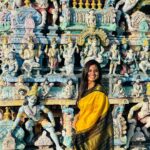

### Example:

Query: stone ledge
xmin=0 ymin=97 xmax=144 ymax=106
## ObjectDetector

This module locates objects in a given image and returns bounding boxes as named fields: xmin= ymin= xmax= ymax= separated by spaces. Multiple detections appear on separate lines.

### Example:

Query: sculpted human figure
xmin=59 ymin=1 xmax=70 ymax=29
xmin=15 ymin=76 xmax=29 ymax=99
xmin=113 ymin=105 xmax=127 ymax=146
xmin=38 ymin=80 xmax=54 ymax=99
xmin=125 ymin=96 xmax=150 ymax=149
xmin=109 ymin=43 xmax=120 ymax=75
xmin=1 ymin=37 xmax=11 ymax=62
xmin=83 ymin=37 xmax=104 ymax=66
xmin=139 ymin=40 xmax=150 ymax=76
xmin=1 ymin=51 xmax=18 ymax=77
xmin=12 ymin=84 xmax=63 ymax=150
xmin=86 ymin=10 xmax=96 ymax=28
xmin=123 ymin=49 xmax=137 ymax=76
xmin=115 ymin=0 xmax=140 ymax=31
xmin=131 ymin=78 xmax=143 ymax=98
xmin=112 ymin=79 xmax=125 ymax=98
xmin=32 ymin=0 xmax=49 ymax=27
xmin=47 ymin=38 xmax=60 ymax=74
xmin=20 ymin=40 xmax=40 ymax=77
xmin=62 ymin=38 xmax=78 ymax=75
xmin=51 ymin=0 xmax=58 ymax=26
xmin=60 ymin=79 xmax=75 ymax=99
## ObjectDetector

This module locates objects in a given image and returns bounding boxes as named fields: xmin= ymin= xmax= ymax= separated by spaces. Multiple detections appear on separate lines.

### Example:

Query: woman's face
xmin=88 ymin=64 xmax=99 ymax=83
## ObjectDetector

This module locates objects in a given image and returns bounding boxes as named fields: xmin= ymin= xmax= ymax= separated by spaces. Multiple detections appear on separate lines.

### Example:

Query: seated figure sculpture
xmin=20 ymin=39 xmax=40 ymax=77
xmin=12 ymin=84 xmax=62 ymax=150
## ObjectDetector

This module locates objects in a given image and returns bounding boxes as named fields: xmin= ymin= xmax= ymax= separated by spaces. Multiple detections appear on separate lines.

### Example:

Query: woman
xmin=73 ymin=60 xmax=113 ymax=150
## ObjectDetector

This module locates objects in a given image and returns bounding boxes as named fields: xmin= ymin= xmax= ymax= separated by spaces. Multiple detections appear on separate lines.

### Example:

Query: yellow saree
xmin=73 ymin=85 xmax=114 ymax=150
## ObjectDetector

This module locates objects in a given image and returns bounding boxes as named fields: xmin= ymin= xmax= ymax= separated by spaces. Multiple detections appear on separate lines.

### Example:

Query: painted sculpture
xmin=12 ymin=84 xmax=63 ymax=150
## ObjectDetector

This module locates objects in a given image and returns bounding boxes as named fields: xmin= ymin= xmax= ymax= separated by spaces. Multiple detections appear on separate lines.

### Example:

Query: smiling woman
xmin=73 ymin=60 xmax=114 ymax=150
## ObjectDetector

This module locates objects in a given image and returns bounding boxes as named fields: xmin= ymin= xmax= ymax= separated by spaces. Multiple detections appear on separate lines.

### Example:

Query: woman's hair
xmin=77 ymin=60 xmax=102 ymax=102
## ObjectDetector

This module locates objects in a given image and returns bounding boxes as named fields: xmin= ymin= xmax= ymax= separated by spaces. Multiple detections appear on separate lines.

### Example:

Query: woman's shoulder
xmin=94 ymin=84 xmax=108 ymax=96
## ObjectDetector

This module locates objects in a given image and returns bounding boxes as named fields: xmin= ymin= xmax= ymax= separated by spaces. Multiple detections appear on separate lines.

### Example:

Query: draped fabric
xmin=73 ymin=85 xmax=114 ymax=150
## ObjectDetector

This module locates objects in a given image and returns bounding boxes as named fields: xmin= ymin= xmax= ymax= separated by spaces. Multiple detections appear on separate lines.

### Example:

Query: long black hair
xmin=77 ymin=60 xmax=102 ymax=102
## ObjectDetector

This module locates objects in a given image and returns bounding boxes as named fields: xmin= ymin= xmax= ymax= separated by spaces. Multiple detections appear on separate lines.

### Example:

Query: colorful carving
xmin=0 ymin=0 xmax=149 ymax=149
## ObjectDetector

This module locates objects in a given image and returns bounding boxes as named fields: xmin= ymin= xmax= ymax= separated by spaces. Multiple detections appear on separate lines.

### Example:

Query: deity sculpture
xmin=60 ymin=79 xmax=76 ymax=99
xmin=51 ymin=0 xmax=58 ymax=26
xmin=86 ymin=10 xmax=96 ymax=28
xmin=81 ymin=36 xmax=105 ymax=67
xmin=20 ymin=39 xmax=40 ymax=77
xmin=1 ymin=36 xmax=11 ymax=62
xmin=38 ymin=80 xmax=54 ymax=99
xmin=126 ymin=11 xmax=149 ymax=32
xmin=12 ymin=84 xmax=63 ymax=150
xmin=32 ymin=0 xmax=49 ymax=27
xmin=115 ymin=0 xmax=140 ymax=31
xmin=109 ymin=43 xmax=120 ymax=75
xmin=121 ymin=48 xmax=138 ymax=76
xmin=62 ymin=38 xmax=78 ymax=76
xmin=24 ymin=14 xmax=35 ymax=37
xmin=131 ymin=77 xmax=143 ymax=98
xmin=112 ymin=79 xmax=125 ymax=98
xmin=125 ymin=96 xmax=150 ymax=149
xmin=1 ymin=51 xmax=18 ymax=77
xmin=113 ymin=105 xmax=127 ymax=146
xmin=14 ymin=76 xmax=29 ymax=100
xmin=47 ymin=38 xmax=61 ymax=74
xmin=139 ymin=40 xmax=150 ymax=76
xmin=59 ymin=0 xmax=70 ymax=29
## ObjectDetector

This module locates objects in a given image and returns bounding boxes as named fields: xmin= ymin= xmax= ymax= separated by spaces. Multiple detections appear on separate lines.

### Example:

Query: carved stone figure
xmin=60 ymin=79 xmax=75 ymax=99
xmin=62 ymin=38 xmax=78 ymax=76
xmin=59 ymin=1 xmax=70 ymax=29
xmin=47 ymin=38 xmax=60 ymax=74
xmin=86 ymin=10 xmax=96 ymax=28
xmin=12 ymin=84 xmax=63 ymax=150
xmin=122 ymin=49 xmax=138 ymax=76
xmin=139 ymin=40 xmax=150 ymax=76
xmin=1 ymin=51 xmax=18 ymax=77
xmin=112 ymin=79 xmax=125 ymax=98
xmin=113 ymin=105 xmax=127 ymax=146
xmin=38 ymin=80 xmax=54 ymax=99
xmin=20 ymin=40 xmax=40 ymax=77
xmin=115 ymin=0 xmax=140 ymax=31
xmin=131 ymin=78 xmax=143 ymax=98
xmin=32 ymin=0 xmax=49 ymax=27
xmin=14 ymin=76 xmax=29 ymax=100
xmin=125 ymin=96 xmax=150 ymax=149
xmin=51 ymin=0 xmax=58 ymax=26
xmin=109 ymin=43 xmax=120 ymax=75
xmin=81 ymin=36 xmax=105 ymax=67
xmin=126 ymin=11 xmax=150 ymax=32
xmin=24 ymin=14 xmax=35 ymax=37
xmin=1 ymin=37 xmax=11 ymax=62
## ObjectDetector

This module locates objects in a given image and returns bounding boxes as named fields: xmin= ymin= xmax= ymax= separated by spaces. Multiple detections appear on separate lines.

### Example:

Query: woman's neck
xmin=88 ymin=82 xmax=96 ymax=90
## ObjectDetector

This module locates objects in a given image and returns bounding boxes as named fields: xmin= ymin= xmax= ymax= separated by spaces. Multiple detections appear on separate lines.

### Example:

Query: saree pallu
xmin=73 ymin=109 xmax=114 ymax=150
